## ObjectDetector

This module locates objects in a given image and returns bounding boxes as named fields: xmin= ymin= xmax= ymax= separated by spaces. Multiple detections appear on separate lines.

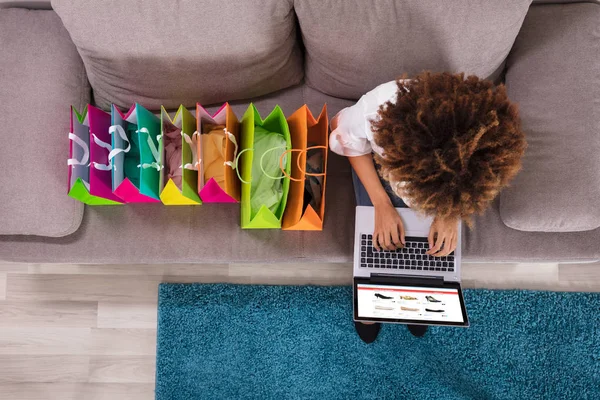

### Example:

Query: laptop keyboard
xmin=359 ymin=234 xmax=455 ymax=272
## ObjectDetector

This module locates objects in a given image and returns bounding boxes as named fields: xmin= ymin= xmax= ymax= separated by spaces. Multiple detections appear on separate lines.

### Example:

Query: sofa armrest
xmin=0 ymin=9 xmax=89 ymax=237
xmin=500 ymin=2 xmax=600 ymax=232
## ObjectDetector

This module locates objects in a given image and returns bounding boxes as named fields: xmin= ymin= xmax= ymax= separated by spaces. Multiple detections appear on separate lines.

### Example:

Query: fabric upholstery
xmin=50 ymin=0 xmax=304 ymax=111
xmin=464 ymin=199 xmax=600 ymax=262
xmin=0 ymin=156 xmax=355 ymax=264
xmin=0 ymin=9 xmax=88 ymax=237
xmin=0 ymin=82 xmax=598 ymax=263
xmin=207 ymin=84 xmax=354 ymax=123
xmin=2 ymin=187 xmax=600 ymax=263
xmin=294 ymin=0 xmax=532 ymax=100
xmin=2 ymin=2 xmax=598 ymax=262
xmin=0 ymin=85 xmax=356 ymax=262
xmin=501 ymin=3 xmax=600 ymax=232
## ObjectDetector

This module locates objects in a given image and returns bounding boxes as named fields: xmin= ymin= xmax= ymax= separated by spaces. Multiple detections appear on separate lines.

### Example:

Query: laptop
xmin=353 ymin=206 xmax=469 ymax=327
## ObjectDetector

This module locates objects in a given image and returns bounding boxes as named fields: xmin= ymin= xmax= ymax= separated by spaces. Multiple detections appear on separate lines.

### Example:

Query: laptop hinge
xmin=370 ymin=273 xmax=445 ymax=287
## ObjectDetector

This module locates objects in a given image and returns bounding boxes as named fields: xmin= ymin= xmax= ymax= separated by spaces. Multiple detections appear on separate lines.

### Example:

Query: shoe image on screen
xmin=400 ymin=295 xmax=417 ymax=301
xmin=401 ymin=306 xmax=419 ymax=312
xmin=355 ymin=283 xmax=467 ymax=324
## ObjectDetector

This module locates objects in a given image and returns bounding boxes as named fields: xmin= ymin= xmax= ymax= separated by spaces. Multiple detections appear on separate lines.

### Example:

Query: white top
xmin=330 ymin=80 xmax=412 ymax=205
xmin=329 ymin=80 xmax=401 ymax=157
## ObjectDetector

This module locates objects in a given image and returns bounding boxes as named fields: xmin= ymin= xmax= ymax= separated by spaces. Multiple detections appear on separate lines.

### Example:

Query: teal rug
xmin=156 ymin=284 xmax=600 ymax=400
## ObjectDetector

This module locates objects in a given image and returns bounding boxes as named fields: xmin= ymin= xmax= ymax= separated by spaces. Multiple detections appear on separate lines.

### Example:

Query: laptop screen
xmin=353 ymin=279 xmax=469 ymax=326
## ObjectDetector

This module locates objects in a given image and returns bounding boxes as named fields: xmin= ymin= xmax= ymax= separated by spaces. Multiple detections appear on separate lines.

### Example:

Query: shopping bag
xmin=196 ymin=103 xmax=241 ymax=203
xmin=110 ymin=104 xmax=162 ymax=203
xmin=159 ymin=105 xmax=201 ymax=205
xmin=281 ymin=105 xmax=328 ymax=230
xmin=239 ymin=104 xmax=291 ymax=229
xmin=67 ymin=105 xmax=122 ymax=205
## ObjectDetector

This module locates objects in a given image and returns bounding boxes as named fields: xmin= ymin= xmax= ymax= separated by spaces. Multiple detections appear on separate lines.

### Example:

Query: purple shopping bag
xmin=87 ymin=105 xmax=123 ymax=203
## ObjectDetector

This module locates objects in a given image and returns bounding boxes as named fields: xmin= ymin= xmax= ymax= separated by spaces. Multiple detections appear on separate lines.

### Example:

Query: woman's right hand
xmin=373 ymin=202 xmax=406 ymax=251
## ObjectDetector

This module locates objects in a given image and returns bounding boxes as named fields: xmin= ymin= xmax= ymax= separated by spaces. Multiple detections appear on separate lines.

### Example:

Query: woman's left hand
xmin=426 ymin=216 xmax=459 ymax=257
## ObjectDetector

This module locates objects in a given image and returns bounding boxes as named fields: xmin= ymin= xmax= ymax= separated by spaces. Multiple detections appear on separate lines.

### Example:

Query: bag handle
xmin=68 ymin=132 xmax=90 ymax=167
xmin=278 ymin=145 xmax=328 ymax=182
xmin=230 ymin=145 xmax=289 ymax=185
xmin=108 ymin=125 xmax=131 ymax=162
xmin=182 ymin=131 xmax=200 ymax=171
xmin=278 ymin=149 xmax=304 ymax=182
xmin=137 ymin=127 xmax=163 ymax=171
xmin=233 ymin=148 xmax=252 ymax=185
xmin=298 ymin=145 xmax=327 ymax=177
xmin=223 ymin=129 xmax=238 ymax=171
xmin=259 ymin=146 xmax=288 ymax=180
xmin=90 ymin=134 xmax=113 ymax=171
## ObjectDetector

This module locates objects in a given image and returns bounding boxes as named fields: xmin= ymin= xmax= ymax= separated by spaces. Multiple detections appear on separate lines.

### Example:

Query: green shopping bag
xmin=239 ymin=104 xmax=292 ymax=229
xmin=111 ymin=104 xmax=161 ymax=202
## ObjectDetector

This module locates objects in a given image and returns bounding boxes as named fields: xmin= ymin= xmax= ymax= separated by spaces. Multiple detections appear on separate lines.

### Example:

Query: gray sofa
xmin=0 ymin=0 xmax=598 ymax=264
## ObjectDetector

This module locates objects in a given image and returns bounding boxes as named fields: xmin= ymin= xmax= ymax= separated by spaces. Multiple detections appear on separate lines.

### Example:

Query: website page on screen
xmin=356 ymin=284 xmax=464 ymax=323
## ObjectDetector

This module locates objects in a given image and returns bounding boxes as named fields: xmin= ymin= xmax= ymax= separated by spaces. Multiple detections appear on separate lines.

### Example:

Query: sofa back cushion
xmin=500 ymin=3 xmax=600 ymax=232
xmin=294 ymin=0 xmax=532 ymax=99
xmin=51 ymin=0 xmax=303 ymax=111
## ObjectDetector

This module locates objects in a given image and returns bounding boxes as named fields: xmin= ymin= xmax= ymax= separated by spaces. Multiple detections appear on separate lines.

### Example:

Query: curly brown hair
xmin=372 ymin=71 xmax=526 ymax=225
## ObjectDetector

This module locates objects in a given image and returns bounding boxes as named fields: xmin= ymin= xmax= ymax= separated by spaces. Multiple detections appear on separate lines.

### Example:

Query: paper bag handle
xmin=108 ymin=125 xmax=131 ymax=161
xmin=259 ymin=146 xmax=288 ymax=180
xmin=231 ymin=146 xmax=289 ymax=185
xmin=233 ymin=148 xmax=252 ymax=185
xmin=278 ymin=149 xmax=304 ymax=182
xmin=182 ymin=131 xmax=200 ymax=171
xmin=137 ymin=128 xmax=163 ymax=171
xmin=91 ymin=134 xmax=113 ymax=171
xmin=68 ymin=132 xmax=89 ymax=167
xmin=278 ymin=145 xmax=328 ymax=182
xmin=223 ymin=129 xmax=238 ymax=170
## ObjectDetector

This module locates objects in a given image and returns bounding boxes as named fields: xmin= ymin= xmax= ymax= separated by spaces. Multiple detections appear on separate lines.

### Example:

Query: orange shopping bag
xmin=196 ymin=103 xmax=241 ymax=203
xmin=281 ymin=105 xmax=328 ymax=231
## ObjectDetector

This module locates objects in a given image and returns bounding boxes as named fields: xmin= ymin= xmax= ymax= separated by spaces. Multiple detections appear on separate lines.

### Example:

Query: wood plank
xmin=28 ymin=263 xmax=229 ymax=277
xmin=97 ymin=302 xmax=156 ymax=329
xmin=6 ymin=274 xmax=161 ymax=302
xmin=0 ymin=272 xmax=5 ymax=300
xmin=249 ymin=276 xmax=352 ymax=285
xmin=558 ymin=262 xmax=600 ymax=285
xmin=0 ymin=383 xmax=154 ymax=400
xmin=0 ymin=263 xmax=28 ymax=273
xmin=0 ymin=327 xmax=156 ymax=356
xmin=89 ymin=356 xmax=155 ymax=383
xmin=0 ymin=328 xmax=90 ymax=355
xmin=0 ymin=301 xmax=97 ymax=328
xmin=88 ymin=329 xmax=156 ymax=356
xmin=0 ymin=355 xmax=89 ymax=383
xmin=461 ymin=262 xmax=560 ymax=290
xmin=6 ymin=274 xmax=245 ymax=302
xmin=229 ymin=262 xmax=352 ymax=285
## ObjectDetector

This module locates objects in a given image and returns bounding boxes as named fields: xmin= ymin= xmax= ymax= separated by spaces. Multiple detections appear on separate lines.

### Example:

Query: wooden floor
xmin=0 ymin=260 xmax=599 ymax=400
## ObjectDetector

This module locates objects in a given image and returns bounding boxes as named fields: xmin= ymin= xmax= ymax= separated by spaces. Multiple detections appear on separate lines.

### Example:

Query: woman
xmin=330 ymin=72 xmax=526 ymax=343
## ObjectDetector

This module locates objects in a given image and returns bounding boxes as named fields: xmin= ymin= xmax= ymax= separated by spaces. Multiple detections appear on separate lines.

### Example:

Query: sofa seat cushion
xmin=463 ymin=198 xmax=600 ymax=263
xmin=294 ymin=0 xmax=532 ymax=100
xmin=50 ymin=0 xmax=303 ymax=111
xmin=0 ymin=9 xmax=88 ymax=237
xmin=501 ymin=3 xmax=600 ymax=232
xmin=0 ymin=83 xmax=598 ymax=263
xmin=0 ymin=85 xmax=358 ymax=263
